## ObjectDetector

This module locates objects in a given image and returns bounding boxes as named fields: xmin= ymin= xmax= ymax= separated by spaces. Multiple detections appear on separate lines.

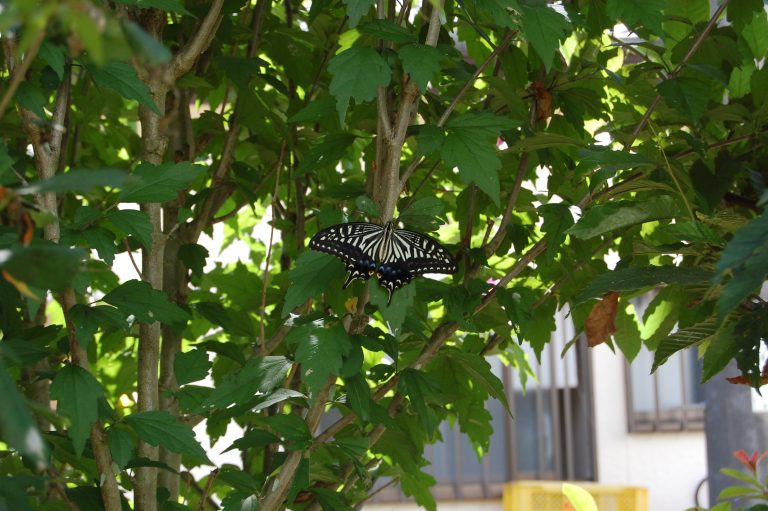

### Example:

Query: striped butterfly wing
xmin=309 ymin=222 xmax=385 ymax=288
xmin=376 ymin=228 xmax=458 ymax=303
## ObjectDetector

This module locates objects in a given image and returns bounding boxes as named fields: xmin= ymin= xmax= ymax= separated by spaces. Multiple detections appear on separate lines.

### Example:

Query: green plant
xmin=689 ymin=450 xmax=768 ymax=511
xmin=0 ymin=0 xmax=767 ymax=510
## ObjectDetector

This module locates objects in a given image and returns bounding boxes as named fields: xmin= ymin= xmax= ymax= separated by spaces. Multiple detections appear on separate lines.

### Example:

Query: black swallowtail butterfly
xmin=309 ymin=221 xmax=457 ymax=304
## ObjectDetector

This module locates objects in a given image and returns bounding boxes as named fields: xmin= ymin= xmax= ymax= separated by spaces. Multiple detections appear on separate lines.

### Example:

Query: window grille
xmin=626 ymin=293 xmax=706 ymax=432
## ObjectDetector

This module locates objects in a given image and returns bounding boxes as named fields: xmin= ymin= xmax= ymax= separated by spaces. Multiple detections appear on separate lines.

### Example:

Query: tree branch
xmin=374 ymin=0 xmax=444 ymax=222
xmin=484 ymin=151 xmax=529 ymax=255
xmin=258 ymin=377 xmax=335 ymax=511
xmin=171 ymin=0 xmax=225 ymax=79
xmin=625 ymin=0 xmax=729 ymax=147
xmin=398 ymin=30 xmax=515 ymax=192
xmin=187 ymin=0 xmax=270 ymax=242
xmin=0 ymin=30 xmax=46 ymax=123
xmin=435 ymin=31 xmax=515 ymax=128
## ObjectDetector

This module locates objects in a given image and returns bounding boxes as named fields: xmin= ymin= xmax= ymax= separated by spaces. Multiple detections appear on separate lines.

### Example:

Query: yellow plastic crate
xmin=503 ymin=480 xmax=648 ymax=511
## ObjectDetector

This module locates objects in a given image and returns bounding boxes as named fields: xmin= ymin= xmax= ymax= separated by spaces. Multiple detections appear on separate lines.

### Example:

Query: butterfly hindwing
xmin=309 ymin=223 xmax=383 ymax=287
xmin=389 ymin=229 xmax=458 ymax=276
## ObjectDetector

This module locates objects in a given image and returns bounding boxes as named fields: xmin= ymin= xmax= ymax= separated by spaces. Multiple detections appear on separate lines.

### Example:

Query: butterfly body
xmin=309 ymin=221 xmax=457 ymax=304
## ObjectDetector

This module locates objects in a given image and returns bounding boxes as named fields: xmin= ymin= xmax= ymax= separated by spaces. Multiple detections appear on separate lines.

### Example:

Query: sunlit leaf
xmin=328 ymin=47 xmax=391 ymax=124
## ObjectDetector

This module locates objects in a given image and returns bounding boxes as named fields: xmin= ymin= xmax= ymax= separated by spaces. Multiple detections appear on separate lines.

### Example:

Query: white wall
xmin=591 ymin=345 xmax=708 ymax=511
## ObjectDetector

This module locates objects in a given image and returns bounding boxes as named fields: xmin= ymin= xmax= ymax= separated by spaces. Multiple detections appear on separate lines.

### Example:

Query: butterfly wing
xmin=309 ymin=222 xmax=384 ymax=288
xmin=376 ymin=228 xmax=457 ymax=304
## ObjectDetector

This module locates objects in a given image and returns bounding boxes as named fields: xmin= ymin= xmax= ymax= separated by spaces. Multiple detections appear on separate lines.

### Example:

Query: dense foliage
xmin=0 ymin=0 xmax=767 ymax=510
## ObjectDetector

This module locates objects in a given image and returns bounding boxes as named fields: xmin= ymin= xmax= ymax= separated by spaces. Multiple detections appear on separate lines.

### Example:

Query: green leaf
xmin=120 ymin=162 xmax=205 ymax=203
xmin=107 ymin=427 xmax=135 ymax=470
xmin=540 ymin=203 xmax=574 ymax=262
xmin=576 ymin=266 xmax=713 ymax=303
xmin=657 ymin=76 xmax=712 ymax=122
xmin=415 ymin=125 xmax=445 ymax=156
xmin=714 ymin=209 xmax=768 ymax=318
xmin=562 ymin=483 xmax=598 ymax=511
xmin=121 ymin=20 xmax=172 ymax=64
xmin=282 ymin=251 xmax=346 ymax=317
xmin=202 ymin=356 xmax=291 ymax=410
xmin=174 ymin=349 xmax=211 ymax=385
xmin=342 ymin=0 xmax=375 ymax=27
xmin=14 ymin=82 xmax=46 ymax=119
xmin=444 ymin=349 xmax=510 ymax=414
xmin=178 ymin=243 xmax=208 ymax=277
xmin=110 ymin=0 xmax=193 ymax=16
xmin=16 ymin=169 xmax=133 ymax=195
xmin=288 ymin=96 xmax=336 ymax=124
xmin=575 ymin=146 xmax=655 ymax=176
xmin=344 ymin=373 xmax=371 ymax=421
xmin=732 ymin=307 xmax=768 ymax=387
xmin=328 ymin=47 xmax=391 ymax=125
xmin=223 ymin=429 xmax=279 ymax=453
xmin=728 ymin=64 xmax=755 ymax=99
xmin=400 ymin=468 xmax=437 ymax=511
xmin=297 ymin=133 xmax=357 ymax=174
xmin=39 ymin=41 xmax=66 ymax=80
xmin=82 ymin=227 xmax=117 ymax=265
xmin=442 ymin=113 xmax=518 ymax=206
xmin=510 ymin=132 xmax=583 ymax=152
xmin=0 ymin=477 xmax=35 ymax=511
xmin=312 ymin=488 xmax=356 ymax=511
xmin=125 ymin=411 xmax=210 ymax=463
xmin=498 ymin=287 xmax=556 ymax=360
xmin=613 ymin=303 xmax=642 ymax=362
xmin=398 ymin=368 xmax=440 ymax=434
xmin=355 ymin=195 xmax=380 ymax=218
xmin=727 ymin=0 xmax=764 ymax=29
xmin=358 ymin=20 xmax=418 ymax=43
xmin=102 ymin=280 xmax=190 ymax=325
xmin=68 ymin=305 xmax=125 ymax=351
xmin=398 ymin=44 xmax=442 ymax=91
xmin=290 ymin=324 xmax=352 ymax=394
xmin=369 ymin=278 xmax=415 ymax=333
xmin=702 ymin=322 xmax=738 ymax=382
xmin=606 ymin=0 xmax=665 ymax=33
xmin=104 ymin=209 xmax=153 ymax=248
xmin=653 ymin=318 xmax=717 ymax=372
xmin=400 ymin=197 xmax=446 ymax=231
xmin=740 ymin=10 xmax=768 ymax=60
xmin=519 ymin=2 xmax=571 ymax=70
xmin=0 ymin=358 xmax=48 ymax=469
xmin=568 ymin=197 xmax=681 ymax=240
xmin=0 ymin=243 xmax=85 ymax=292
xmin=252 ymin=388 xmax=306 ymax=413
xmin=86 ymin=61 xmax=160 ymax=114
xmin=663 ymin=0 xmax=710 ymax=43
xmin=50 ymin=365 xmax=104 ymax=456
xmin=261 ymin=414 xmax=311 ymax=449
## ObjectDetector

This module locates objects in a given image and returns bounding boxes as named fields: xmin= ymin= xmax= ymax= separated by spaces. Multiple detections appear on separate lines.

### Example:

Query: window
xmin=626 ymin=293 xmax=706 ymax=432
xmin=372 ymin=308 xmax=596 ymax=502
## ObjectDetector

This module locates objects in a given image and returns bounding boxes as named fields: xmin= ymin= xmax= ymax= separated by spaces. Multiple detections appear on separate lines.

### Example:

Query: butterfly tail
xmin=342 ymin=271 xmax=358 ymax=289
xmin=386 ymin=287 xmax=393 ymax=306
